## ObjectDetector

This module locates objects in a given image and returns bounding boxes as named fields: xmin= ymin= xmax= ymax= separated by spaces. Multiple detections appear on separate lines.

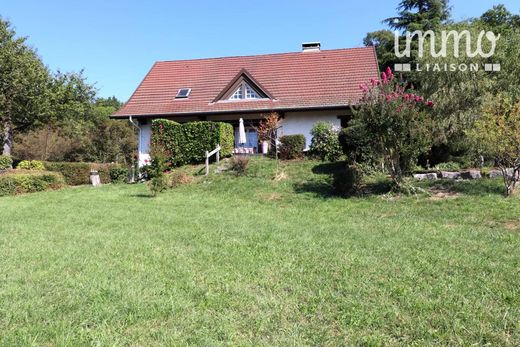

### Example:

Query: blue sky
xmin=2 ymin=0 xmax=519 ymax=101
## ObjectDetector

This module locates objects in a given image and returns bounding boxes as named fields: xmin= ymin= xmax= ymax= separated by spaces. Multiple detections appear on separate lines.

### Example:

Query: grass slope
xmin=0 ymin=158 xmax=519 ymax=346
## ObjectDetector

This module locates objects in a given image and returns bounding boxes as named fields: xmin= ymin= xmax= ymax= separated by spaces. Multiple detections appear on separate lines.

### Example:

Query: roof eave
xmin=110 ymin=103 xmax=356 ymax=120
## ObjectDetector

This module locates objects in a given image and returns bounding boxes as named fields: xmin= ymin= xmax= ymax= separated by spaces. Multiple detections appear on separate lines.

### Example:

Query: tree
xmin=478 ymin=5 xmax=520 ymax=32
xmin=413 ymin=15 xmax=520 ymax=162
xmin=469 ymin=95 xmax=520 ymax=197
xmin=384 ymin=0 xmax=451 ymax=32
xmin=351 ymin=68 xmax=434 ymax=188
xmin=487 ymin=24 xmax=520 ymax=101
xmin=0 ymin=18 xmax=51 ymax=156
xmin=256 ymin=112 xmax=280 ymax=159
xmin=363 ymin=30 xmax=397 ymax=71
xmin=364 ymin=0 xmax=451 ymax=71
xmin=90 ymin=120 xmax=137 ymax=164
xmin=90 ymin=97 xmax=136 ymax=164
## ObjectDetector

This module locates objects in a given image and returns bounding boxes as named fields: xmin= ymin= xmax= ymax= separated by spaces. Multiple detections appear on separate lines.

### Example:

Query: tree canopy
xmin=0 ymin=17 xmax=136 ymax=163
xmin=0 ymin=17 xmax=51 ymax=155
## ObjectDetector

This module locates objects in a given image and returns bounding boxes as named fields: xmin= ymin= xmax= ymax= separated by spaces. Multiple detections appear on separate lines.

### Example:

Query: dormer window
xmin=176 ymin=88 xmax=191 ymax=98
xmin=229 ymin=82 xmax=263 ymax=100
xmin=212 ymin=69 xmax=274 ymax=103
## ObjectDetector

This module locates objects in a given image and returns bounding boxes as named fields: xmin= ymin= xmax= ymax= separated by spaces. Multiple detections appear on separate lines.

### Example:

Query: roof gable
xmin=213 ymin=69 xmax=274 ymax=102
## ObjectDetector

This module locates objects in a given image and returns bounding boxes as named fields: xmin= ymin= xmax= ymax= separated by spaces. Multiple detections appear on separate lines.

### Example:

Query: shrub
xmin=0 ymin=171 xmax=65 ymax=196
xmin=309 ymin=122 xmax=342 ymax=162
xmin=147 ymin=147 xmax=169 ymax=196
xmin=151 ymin=120 xmax=234 ymax=167
xmin=352 ymin=67 xmax=434 ymax=188
xmin=16 ymin=160 xmax=45 ymax=171
xmin=44 ymin=162 xmax=90 ymax=185
xmin=434 ymin=161 xmax=461 ymax=171
xmin=109 ymin=166 xmax=129 ymax=184
xmin=0 ymin=155 xmax=13 ymax=170
xmin=43 ymin=162 xmax=121 ymax=185
xmin=279 ymin=135 xmax=305 ymax=160
xmin=469 ymin=94 xmax=520 ymax=197
xmin=333 ymin=164 xmax=364 ymax=197
xmin=339 ymin=127 xmax=380 ymax=167
xmin=230 ymin=156 xmax=250 ymax=176
xmin=139 ymin=164 xmax=154 ymax=180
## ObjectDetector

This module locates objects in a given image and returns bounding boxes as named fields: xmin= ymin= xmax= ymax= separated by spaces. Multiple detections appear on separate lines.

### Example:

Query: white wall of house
xmin=279 ymin=110 xmax=342 ymax=150
xmin=136 ymin=109 xmax=346 ymax=164
xmin=138 ymin=121 xmax=152 ymax=167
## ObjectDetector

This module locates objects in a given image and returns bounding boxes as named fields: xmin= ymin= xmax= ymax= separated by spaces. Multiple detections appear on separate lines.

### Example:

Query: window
xmin=245 ymin=84 xmax=261 ymax=99
xmin=228 ymin=82 xmax=263 ymax=100
xmin=230 ymin=86 xmax=243 ymax=100
xmin=176 ymin=88 xmax=191 ymax=98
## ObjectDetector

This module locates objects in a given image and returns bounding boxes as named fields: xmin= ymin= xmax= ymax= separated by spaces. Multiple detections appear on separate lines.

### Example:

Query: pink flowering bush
xmin=351 ymin=68 xmax=435 ymax=187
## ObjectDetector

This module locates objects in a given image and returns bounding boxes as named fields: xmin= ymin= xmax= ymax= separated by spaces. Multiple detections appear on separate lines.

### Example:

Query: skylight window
xmin=175 ymin=88 xmax=191 ymax=98
xmin=228 ymin=82 xmax=263 ymax=100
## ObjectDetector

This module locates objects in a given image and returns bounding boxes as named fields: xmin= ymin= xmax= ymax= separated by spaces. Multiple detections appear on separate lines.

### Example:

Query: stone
xmin=461 ymin=170 xmax=482 ymax=180
xmin=488 ymin=170 xmax=503 ymax=178
xmin=505 ymin=168 xmax=520 ymax=179
xmin=90 ymin=171 xmax=101 ymax=186
xmin=414 ymin=173 xmax=438 ymax=180
xmin=440 ymin=171 xmax=461 ymax=179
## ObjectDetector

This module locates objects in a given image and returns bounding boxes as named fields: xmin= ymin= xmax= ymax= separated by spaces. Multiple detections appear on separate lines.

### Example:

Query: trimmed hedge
xmin=279 ymin=134 xmax=305 ymax=160
xmin=91 ymin=163 xmax=122 ymax=184
xmin=44 ymin=162 xmax=90 ymax=185
xmin=0 ymin=171 xmax=65 ymax=196
xmin=43 ymin=162 xmax=124 ymax=185
xmin=0 ymin=155 xmax=13 ymax=170
xmin=109 ymin=166 xmax=129 ymax=183
xmin=151 ymin=119 xmax=234 ymax=166
xmin=332 ymin=163 xmax=363 ymax=197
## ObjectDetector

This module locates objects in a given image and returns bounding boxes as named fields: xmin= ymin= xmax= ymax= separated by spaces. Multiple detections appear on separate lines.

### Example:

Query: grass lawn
xmin=1 ymin=157 xmax=519 ymax=346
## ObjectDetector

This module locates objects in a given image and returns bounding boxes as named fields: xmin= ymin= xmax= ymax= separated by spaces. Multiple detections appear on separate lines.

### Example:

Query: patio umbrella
xmin=238 ymin=118 xmax=247 ymax=146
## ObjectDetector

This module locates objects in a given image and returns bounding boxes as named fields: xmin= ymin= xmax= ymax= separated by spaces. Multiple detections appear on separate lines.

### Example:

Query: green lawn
xmin=1 ymin=158 xmax=519 ymax=346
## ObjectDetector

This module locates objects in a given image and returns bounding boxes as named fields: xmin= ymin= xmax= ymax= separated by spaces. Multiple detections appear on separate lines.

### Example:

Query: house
xmin=111 ymin=43 xmax=379 ymax=166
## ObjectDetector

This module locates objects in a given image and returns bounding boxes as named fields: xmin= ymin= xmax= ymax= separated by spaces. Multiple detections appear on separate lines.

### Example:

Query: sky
xmin=2 ymin=0 xmax=519 ymax=101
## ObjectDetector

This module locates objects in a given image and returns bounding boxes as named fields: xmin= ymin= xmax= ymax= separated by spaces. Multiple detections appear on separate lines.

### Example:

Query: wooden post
xmin=204 ymin=145 xmax=221 ymax=176
xmin=205 ymin=151 xmax=209 ymax=176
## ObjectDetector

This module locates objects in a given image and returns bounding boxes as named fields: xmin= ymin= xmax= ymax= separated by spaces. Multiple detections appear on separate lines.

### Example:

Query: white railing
xmin=205 ymin=145 xmax=221 ymax=176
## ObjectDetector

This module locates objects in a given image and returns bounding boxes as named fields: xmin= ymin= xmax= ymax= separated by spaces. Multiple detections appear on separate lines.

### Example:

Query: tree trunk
xmin=2 ymin=122 xmax=13 ymax=156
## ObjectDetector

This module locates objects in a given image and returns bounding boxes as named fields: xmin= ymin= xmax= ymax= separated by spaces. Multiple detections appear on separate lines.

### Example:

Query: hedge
xmin=43 ymin=162 xmax=124 ymax=185
xmin=108 ymin=166 xmax=129 ymax=183
xmin=0 ymin=171 xmax=65 ymax=196
xmin=151 ymin=119 xmax=234 ymax=166
xmin=279 ymin=134 xmax=305 ymax=160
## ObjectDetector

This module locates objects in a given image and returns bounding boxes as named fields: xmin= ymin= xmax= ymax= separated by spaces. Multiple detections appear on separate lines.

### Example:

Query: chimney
xmin=302 ymin=42 xmax=321 ymax=52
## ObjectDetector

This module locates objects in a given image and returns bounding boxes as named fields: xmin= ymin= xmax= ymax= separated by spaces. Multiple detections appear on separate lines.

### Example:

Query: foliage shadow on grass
xmin=293 ymin=180 xmax=336 ymax=198
xmin=294 ymin=162 xmax=393 ymax=199
xmin=423 ymin=179 xmax=506 ymax=197
xmin=130 ymin=193 xmax=155 ymax=198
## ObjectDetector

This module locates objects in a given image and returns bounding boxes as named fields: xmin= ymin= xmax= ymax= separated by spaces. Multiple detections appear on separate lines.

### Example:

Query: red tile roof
xmin=113 ymin=47 xmax=379 ymax=118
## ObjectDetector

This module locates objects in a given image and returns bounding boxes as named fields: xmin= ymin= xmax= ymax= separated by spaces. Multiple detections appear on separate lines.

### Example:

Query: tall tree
xmin=363 ymin=30 xmax=396 ymax=71
xmin=478 ymin=4 xmax=520 ymax=32
xmin=364 ymin=0 xmax=451 ymax=71
xmin=0 ymin=18 xmax=51 ymax=156
xmin=384 ymin=0 xmax=451 ymax=32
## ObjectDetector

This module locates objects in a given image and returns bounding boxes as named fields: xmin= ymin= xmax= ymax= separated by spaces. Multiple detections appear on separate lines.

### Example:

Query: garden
xmin=1 ymin=156 xmax=519 ymax=345
xmin=1 ymin=1 xmax=520 ymax=345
